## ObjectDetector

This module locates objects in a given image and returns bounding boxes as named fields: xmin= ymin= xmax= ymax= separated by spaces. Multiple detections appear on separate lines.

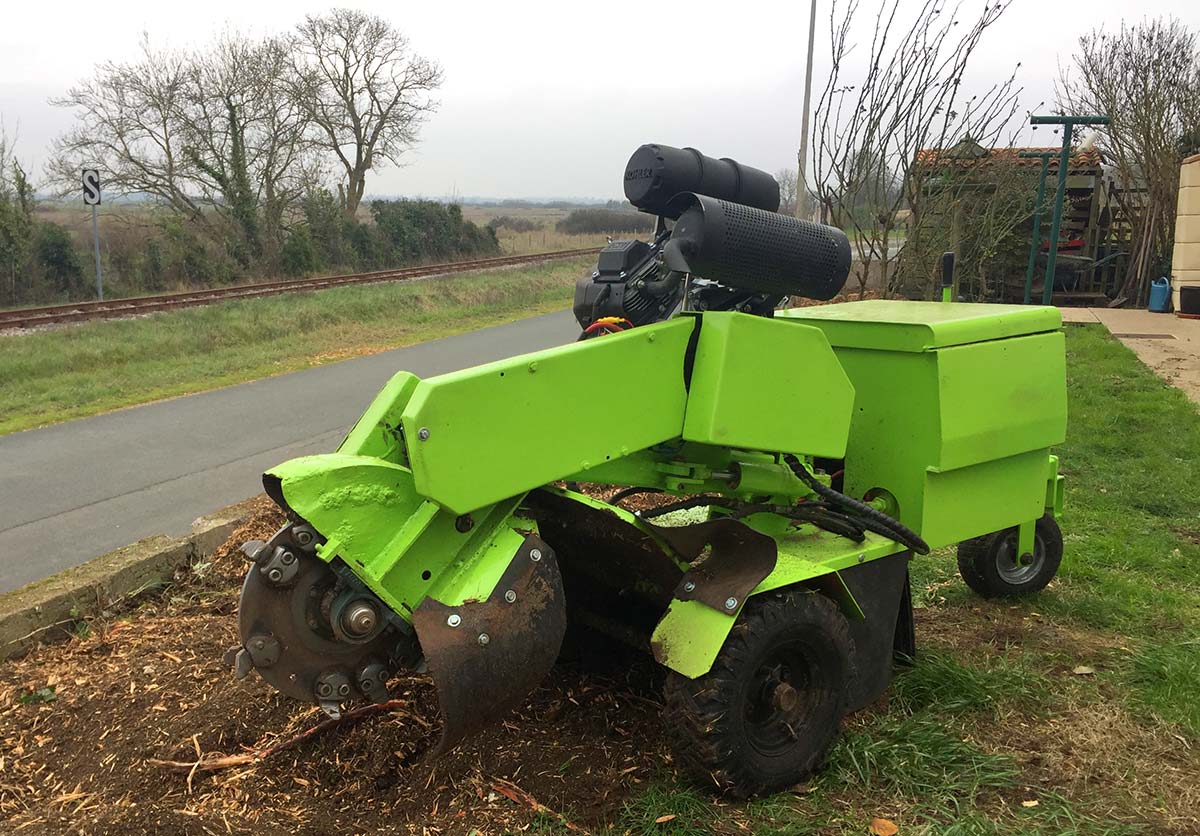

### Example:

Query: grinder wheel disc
xmin=237 ymin=553 xmax=396 ymax=706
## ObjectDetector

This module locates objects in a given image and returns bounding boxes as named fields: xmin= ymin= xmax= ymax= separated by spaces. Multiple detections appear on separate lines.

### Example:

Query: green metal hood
xmin=778 ymin=300 xmax=1062 ymax=352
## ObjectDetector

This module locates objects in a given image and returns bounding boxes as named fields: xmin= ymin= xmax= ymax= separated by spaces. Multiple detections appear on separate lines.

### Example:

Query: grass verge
xmin=0 ymin=256 xmax=592 ymax=436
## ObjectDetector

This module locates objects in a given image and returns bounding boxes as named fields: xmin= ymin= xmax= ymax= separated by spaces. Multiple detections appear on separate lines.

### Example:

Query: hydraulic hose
xmin=783 ymin=455 xmax=930 ymax=555
xmin=608 ymin=486 xmax=665 ymax=506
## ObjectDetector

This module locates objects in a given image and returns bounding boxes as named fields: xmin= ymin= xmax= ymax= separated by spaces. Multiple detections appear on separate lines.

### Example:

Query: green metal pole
xmin=1028 ymin=115 xmax=1109 ymax=306
xmin=1041 ymin=126 xmax=1074 ymax=306
xmin=1022 ymin=155 xmax=1050 ymax=304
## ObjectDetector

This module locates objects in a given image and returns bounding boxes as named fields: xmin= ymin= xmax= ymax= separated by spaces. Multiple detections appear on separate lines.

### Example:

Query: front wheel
xmin=956 ymin=514 xmax=1063 ymax=598
xmin=662 ymin=591 xmax=854 ymax=798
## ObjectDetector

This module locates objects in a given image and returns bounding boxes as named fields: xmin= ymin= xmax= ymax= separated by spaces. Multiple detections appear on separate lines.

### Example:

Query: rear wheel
xmin=957 ymin=514 xmax=1063 ymax=598
xmin=663 ymin=591 xmax=854 ymax=798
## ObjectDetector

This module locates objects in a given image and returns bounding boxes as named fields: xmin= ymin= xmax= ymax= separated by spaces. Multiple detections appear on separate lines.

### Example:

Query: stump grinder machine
xmin=231 ymin=144 xmax=1067 ymax=796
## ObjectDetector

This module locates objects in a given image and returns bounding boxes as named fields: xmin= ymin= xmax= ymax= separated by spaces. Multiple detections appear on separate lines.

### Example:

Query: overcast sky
xmin=2 ymin=0 xmax=1198 ymax=200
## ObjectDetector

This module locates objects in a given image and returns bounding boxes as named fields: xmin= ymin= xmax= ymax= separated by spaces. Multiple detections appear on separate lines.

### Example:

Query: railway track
xmin=0 ymin=248 xmax=600 ymax=330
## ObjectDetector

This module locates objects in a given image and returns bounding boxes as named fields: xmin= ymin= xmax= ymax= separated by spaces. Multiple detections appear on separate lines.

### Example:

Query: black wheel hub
xmin=743 ymin=642 xmax=823 ymax=756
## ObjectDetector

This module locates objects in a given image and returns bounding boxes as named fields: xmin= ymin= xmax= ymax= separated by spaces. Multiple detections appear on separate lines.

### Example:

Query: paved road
xmin=0 ymin=310 xmax=579 ymax=593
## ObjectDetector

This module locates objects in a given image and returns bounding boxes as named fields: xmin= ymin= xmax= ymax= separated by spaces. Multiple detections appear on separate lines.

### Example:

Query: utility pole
xmin=795 ymin=0 xmax=818 ymax=220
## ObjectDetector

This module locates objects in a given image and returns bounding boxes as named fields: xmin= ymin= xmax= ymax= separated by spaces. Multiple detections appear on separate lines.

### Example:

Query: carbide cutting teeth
xmin=240 ymin=540 xmax=266 ymax=562
xmin=231 ymin=648 xmax=254 ymax=680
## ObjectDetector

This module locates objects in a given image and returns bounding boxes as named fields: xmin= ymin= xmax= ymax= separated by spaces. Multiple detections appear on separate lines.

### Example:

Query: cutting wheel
xmin=235 ymin=529 xmax=404 ymax=714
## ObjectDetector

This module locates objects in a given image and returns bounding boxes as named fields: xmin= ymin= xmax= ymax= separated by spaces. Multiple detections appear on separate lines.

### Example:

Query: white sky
xmin=2 ymin=0 xmax=1198 ymax=200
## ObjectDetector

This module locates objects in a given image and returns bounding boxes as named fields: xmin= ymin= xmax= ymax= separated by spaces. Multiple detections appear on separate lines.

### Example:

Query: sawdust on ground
xmin=2 ymin=500 xmax=1198 ymax=834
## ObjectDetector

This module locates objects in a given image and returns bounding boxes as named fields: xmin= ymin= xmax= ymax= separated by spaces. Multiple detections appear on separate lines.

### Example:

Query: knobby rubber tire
xmin=662 ymin=591 xmax=855 ymax=798
xmin=956 ymin=514 xmax=1063 ymax=598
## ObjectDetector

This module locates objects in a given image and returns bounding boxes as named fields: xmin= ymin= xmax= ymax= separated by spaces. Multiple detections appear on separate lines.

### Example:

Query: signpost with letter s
xmin=82 ymin=168 xmax=103 ymax=300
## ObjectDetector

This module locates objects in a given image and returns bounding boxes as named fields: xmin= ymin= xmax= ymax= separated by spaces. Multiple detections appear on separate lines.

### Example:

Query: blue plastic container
xmin=1149 ymin=277 xmax=1171 ymax=313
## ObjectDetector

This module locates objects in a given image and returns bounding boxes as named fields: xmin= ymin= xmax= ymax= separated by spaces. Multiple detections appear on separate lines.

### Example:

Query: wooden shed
xmin=912 ymin=137 xmax=1134 ymax=303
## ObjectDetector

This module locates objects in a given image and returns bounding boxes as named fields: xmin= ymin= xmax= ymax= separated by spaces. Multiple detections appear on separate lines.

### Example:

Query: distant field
xmin=0 ymin=255 xmax=593 ymax=436
xmin=459 ymin=204 xmax=613 ymax=255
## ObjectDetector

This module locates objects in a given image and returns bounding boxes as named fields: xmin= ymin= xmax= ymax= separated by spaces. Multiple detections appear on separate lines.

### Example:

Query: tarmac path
xmin=0 ymin=310 xmax=579 ymax=593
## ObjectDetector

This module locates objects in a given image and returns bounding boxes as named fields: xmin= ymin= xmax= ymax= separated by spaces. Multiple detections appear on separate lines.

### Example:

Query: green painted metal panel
xmin=401 ymin=318 xmax=695 ymax=514
xmin=760 ymin=529 xmax=904 ymax=594
xmin=682 ymin=312 xmax=854 ymax=458
xmin=266 ymin=453 xmax=526 ymax=619
xmin=934 ymin=332 xmax=1066 ymax=471
xmin=822 ymin=327 xmax=1065 ymax=548
xmin=1045 ymin=455 xmax=1065 ymax=517
xmin=651 ymin=600 xmax=739 ymax=679
xmin=780 ymin=300 xmax=1061 ymax=352
xmin=338 ymin=371 xmax=420 ymax=461
xmin=921 ymin=450 xmax=1052 ymax=547
xmin=651 ymin=524 xmax=905 ymax=678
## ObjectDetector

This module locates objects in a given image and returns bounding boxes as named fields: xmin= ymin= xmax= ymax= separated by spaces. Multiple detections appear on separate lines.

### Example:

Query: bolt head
xmin=267 ymin=568 xmax=282 ymax=582
xmin=683 ymin=581 xmax=696 ymax=593
xmin=317 ymin=682 xmax=332 ymax=697
xmin=724 ymin=597 xmax=738 ymax=611
xmin=279 ymin=550 xmax=296 ymax=565
xmin=529 ymin=548 xmax=542 ymax=562
xmin=503 ymin=589 xmax=517 ymax=604
xmin=342 ymin=601 xmax=379 ymax=637
xmin=447 ymin=613 xmax=461 ymax=628
xmin=338 ymin=683 xmax=351 ymax=697
xmin=417 ymin=427 xmax=430 ymax=441
xmin=295 ymin=530 xmax=313 ymax=545
xmin=857 ymin=553 xmax=866 ymax=563
xmin=478 ymin=633 xmax=490 ymax=646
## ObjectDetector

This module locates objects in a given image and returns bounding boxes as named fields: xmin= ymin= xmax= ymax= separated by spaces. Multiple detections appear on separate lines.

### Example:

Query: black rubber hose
xmin=783 ymin=455 xmax=930 ymax=555
xmin=608 ymin=486 xmax=665 ymax=506
xmin=638 ymin=495 xmax=728 ymax=519
xmin=786 ymin=507 xmax=868 ymax=542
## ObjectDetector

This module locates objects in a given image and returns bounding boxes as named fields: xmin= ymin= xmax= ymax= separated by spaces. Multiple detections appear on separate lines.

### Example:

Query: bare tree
xmin=49 ymin=38 xmax=206 ymax=225
xmin=290 ymin=10 xmax=443 ymax=218
xmin=775 ymin=168 xmax=798 ymax=215
xmin=1059 ymin=19 xmax=1200 ymax=304
xmin=50 ymin=35 xmax=317 ymax=266
xmin=811 ymin=0 xmax=1024 ymax=296
xmin=179 ymin=34 xmax=319 ymax=266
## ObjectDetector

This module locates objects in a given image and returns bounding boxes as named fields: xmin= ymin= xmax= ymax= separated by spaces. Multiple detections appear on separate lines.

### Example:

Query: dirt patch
xmin=916 ymin=593 xmax=1132 ymax=666
xmin=977 ymin=699 xmax=1200 ymax=832
xmin=915 ymin=595 xmax=1200 ymax=832
xmin=0 ymin=499 xmax=671 ymax=835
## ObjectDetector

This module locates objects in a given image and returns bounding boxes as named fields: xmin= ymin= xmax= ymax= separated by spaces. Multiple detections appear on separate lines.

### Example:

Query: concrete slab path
xmin=1060 ymin=308 xmax=1200 ymax=405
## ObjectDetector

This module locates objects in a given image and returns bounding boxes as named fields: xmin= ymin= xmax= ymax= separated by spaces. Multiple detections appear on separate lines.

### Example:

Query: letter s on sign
xmin=82 ymin=169 xmax=101 ymax=206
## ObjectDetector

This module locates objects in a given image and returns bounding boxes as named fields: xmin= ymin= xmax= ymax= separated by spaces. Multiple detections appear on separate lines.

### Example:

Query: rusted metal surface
xmin=525 ymin=489 xmax=682 ymax=608
xmin=411 ymin=534 xmax=567 ymax=754
xmin=648 ymin=518 xmax=778 ymax=615
xmin=235 ymin=552 xmax=399 ymax=704
xmin=0 ymin=249 xmax=599 ymax=330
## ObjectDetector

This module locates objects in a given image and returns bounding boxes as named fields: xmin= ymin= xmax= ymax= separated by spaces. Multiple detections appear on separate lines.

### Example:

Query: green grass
xmin=0 ymin=257 xmax=592 ymax=435
xmin=597 ymin=325 xmax=1200 ymax=834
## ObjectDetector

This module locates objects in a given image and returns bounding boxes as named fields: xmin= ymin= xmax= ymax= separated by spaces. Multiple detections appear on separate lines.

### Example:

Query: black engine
xmin=573 ymin=144 xmax=852 ymax=335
